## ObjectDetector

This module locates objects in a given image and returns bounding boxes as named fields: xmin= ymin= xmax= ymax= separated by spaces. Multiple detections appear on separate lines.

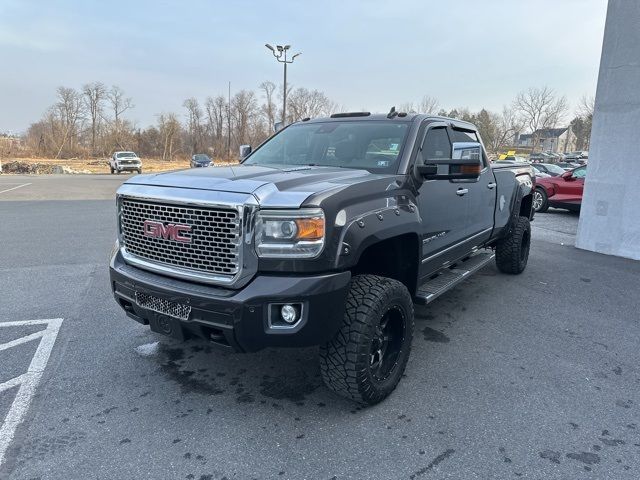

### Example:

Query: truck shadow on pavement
xmin=136 ymin=278 xmax=475 ymax=412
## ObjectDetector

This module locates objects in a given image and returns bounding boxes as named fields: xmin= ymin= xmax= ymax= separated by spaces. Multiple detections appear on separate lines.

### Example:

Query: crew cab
xmin=109 ymin=112 xmax=535 ymax=405
xmin=533 ymin=165 xmax=586 ymax=212
xmin=110 ymin=151 xmax=142 ymax=174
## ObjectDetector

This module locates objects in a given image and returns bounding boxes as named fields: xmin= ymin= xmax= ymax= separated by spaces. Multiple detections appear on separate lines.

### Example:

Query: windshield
xmin=243 ymin=121 xmax=410 ymax=174
xmin=117 ymin=152 xmax=136 ymax=158
xmin=194 ymin=154 xmax=210 ymax=161
xmin=542 ymin=163 xmax=565 ymax=175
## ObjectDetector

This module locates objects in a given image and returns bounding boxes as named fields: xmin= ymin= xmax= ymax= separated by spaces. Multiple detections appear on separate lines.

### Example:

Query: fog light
xmin=280 ymin=304 xmax=298 ymax=324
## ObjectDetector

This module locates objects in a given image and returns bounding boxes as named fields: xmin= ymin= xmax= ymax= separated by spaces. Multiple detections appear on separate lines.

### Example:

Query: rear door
xmin=415 ymin=122 xmax=470 ymax=276
xmin=448 ymin=128 xmax=496 ymax=245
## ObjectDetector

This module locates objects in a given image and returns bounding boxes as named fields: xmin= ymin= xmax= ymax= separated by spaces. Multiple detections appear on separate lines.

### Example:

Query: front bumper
xmin=109 ymin=250 xmax=351 ymax=352
xmin=116 ymin=163 xmax=141 ymax=171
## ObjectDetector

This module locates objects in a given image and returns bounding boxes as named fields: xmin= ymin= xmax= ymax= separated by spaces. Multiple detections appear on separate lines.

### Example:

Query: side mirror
xmin=417 ymin=142 xmax=483 ymax=180
xmin=239 ymin=145 xmax=252 ymax=159
xmin=561 ymin=171 xmax=574 ymax=181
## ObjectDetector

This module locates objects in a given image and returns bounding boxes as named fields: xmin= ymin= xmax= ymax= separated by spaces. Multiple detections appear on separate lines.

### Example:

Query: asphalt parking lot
xmin=1 ymin=174 xmax=639 ymax=480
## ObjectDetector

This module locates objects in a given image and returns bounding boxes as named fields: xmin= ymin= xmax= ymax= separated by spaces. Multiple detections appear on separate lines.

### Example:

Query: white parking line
xmin=0 ymin=183 xmax=31 ymax=194
xmin=0 ymin=318 xmax=63 ymax=467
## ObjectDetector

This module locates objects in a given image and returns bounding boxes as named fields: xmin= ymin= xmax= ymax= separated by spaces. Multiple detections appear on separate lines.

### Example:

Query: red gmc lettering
xmin=143 ymin=220 xmax=191 ymax=243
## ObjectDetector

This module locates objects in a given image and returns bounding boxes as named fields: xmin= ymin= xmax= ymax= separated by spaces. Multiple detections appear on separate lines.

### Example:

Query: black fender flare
xmin=333 ymin=195 xmax=422 ymax=270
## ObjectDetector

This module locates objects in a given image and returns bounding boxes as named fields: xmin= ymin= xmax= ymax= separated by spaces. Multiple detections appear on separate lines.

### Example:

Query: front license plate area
xmin=134 ymin=291 xmax=191 ymax=321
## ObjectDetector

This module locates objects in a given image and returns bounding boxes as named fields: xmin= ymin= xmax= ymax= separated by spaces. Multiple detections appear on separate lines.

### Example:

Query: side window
xmin=450 ymin=129 xmax=478 ymax=143
xmin=420 ymin=127 xmax=451 ymax=163
xmin=573 ymin=167 xmax=587 ymax=179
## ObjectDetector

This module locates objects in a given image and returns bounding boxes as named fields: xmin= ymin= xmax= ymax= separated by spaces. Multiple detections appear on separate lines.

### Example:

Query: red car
xmin=533 ymin=165 xmax=587 ymax=212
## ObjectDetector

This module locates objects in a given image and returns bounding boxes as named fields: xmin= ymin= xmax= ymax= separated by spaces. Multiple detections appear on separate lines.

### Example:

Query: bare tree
xmin=286 ymin=88 xmax=335 ymax=122
xmin=108 ymin=85 xmax=134 ymax=123
xmin=107 ymin=85 xmax=134 ymax=148
xmin=52 ymin=87 xmax=85 ymax=158
xmin=573 ymin=94 xmax=596 ymax=150
xmin=82 ymin=82 xmax=106 ymax=155
xmin=480 ymin=107 xmax=524 ymax=153
xmin=418 ymin=95 xmax=440 ymax=114
xmin=231 ymin=90 xmax=258 ymax=147
xmin=205 ymin=95 xmax=227 ymax=156
xmin=259 ymin=81 xmax=277 ymax=133
xmin=577 ymin=94 xmax=595 ymax=119
xmin=157 ymin=113 xmax=181 ymax=160
xmin=513 ymin=86 xmax=568 ymax=152
xmin=398 ymin=102 xmax=416 ymax=113
xmin=183 ymin=97 xmax=204 ymax=154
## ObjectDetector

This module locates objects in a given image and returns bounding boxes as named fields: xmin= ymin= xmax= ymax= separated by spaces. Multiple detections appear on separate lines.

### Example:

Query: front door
xmin=415 ymin=123 xmax=470 ymax=278
xmin=449 ymin=127 xmax=496 ymax=246
xmin=556 ymin=166 xmax=586 ymax=205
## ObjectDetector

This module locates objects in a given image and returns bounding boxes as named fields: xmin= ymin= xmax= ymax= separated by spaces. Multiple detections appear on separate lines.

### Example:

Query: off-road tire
xmin=533 ymin=187 xmax=549 ymax=213
xmin=495 ymin=216 xmax=531 ymax=274
xmin=319 ymin=274 xmax=414 ymax=405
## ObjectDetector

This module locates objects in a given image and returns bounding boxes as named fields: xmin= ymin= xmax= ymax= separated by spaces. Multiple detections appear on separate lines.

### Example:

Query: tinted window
xmin=421 ymin=127 xmax=451 ymax=162
xmin=450 ymin=129 xmax=478 ymax=143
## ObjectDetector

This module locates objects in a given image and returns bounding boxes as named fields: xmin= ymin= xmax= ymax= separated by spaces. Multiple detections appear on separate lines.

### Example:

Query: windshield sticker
xmin=377 ymin=160 xmax=390 ymax=167
xmin=390 ymin=143 xmax=399 ymax=151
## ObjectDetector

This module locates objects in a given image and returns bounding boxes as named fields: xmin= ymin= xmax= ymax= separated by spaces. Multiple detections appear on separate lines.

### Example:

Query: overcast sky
xmin=0 ymin=0 xmax=608 ymax=133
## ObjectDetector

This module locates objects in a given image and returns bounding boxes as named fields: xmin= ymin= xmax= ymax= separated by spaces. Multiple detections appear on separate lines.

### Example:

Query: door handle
xmin=487 ymin=182 xmax=497 ymax=189
xmin=456 ymin=188 xmax=469 ymax=196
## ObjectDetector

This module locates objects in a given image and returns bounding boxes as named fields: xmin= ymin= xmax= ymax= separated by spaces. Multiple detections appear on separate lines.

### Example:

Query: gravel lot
xmin=1 ymin=174 xmax=639 ymax=480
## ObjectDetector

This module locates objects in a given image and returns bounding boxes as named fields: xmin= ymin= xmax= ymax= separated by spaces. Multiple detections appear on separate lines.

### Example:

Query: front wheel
xmin=137 ymin=168 xmax=142 ymax=174
xmin=495 ymin=216 xmax=531 ymax=274
xmin=533 ymin=187 xmax=549 ymax=213
xmin=320 ymin=274 xmax=414 ymax=405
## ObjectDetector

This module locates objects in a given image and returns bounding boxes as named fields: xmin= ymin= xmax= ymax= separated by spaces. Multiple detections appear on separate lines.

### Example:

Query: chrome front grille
xmin=120 ymin=198 xmax=240 ymax=278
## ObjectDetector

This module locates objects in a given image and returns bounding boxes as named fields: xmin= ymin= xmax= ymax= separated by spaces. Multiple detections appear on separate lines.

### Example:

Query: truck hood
xmin=124 ymin=165 xmax=393 ymax=208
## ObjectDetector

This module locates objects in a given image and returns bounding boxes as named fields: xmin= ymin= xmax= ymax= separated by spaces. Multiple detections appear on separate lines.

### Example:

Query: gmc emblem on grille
xmin=143 ymin=220 xmax=192 ymax=243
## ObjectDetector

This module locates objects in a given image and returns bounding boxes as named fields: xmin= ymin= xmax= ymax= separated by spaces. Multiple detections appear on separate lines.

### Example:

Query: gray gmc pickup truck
xmin=110 ymin=112 xmax=535 ymax=404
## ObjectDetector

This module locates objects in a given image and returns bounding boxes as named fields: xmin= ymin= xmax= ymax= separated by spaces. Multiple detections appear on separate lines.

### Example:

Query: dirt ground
xmin=0 ymin=157 xmax=237 ymax=174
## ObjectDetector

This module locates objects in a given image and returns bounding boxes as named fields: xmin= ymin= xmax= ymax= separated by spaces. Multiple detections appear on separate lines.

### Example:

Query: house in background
xmin=517 ymin=126 xmax=577 ymax=153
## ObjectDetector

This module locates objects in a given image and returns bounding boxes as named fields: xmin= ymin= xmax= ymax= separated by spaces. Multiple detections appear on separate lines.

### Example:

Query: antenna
xmin=387 ymin=106 xmax=398 ymax=119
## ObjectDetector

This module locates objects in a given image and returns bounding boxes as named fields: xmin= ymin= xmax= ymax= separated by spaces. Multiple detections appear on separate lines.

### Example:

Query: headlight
xmin=255 ymin=209 xmax=325 ymax=258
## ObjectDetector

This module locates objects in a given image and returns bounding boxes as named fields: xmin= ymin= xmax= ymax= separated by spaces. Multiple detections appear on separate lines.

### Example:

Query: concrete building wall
xmin=576 ymin=0 xmax=640 ymax=260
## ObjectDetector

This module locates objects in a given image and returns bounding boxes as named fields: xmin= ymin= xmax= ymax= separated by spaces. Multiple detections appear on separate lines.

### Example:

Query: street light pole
xmin=265 ymin=44 xmax=301 ymax=127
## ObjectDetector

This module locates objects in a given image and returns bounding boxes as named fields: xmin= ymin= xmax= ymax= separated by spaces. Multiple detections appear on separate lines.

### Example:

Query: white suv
xmin=110 ymin=151 xmax=142 ymax=174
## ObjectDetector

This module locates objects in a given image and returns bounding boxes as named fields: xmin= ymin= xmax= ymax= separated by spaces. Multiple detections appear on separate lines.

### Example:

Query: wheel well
xmin=352 ymin=234 xmax=420 ymax=296
xmin=520 ymin=193 xmax=533 ymax=218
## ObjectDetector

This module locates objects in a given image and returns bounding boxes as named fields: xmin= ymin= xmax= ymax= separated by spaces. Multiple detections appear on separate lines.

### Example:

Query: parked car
xmin=533 ymin=165 xmax=587 ymax=212
xmin=556 ymin=161 xmax=581 ymax=171
xmin=110 ymin=151 xmax=142 ymax=174
xmin=532 ymin=163 xmax=566 ymax=177
xmin=564 ymin=151 xmax=588 ymax=160
xmin=529 ymin=152 xmax=555 ymax=162
xmin=190 ymin=154 xmax=213 ymax=168
xmin=110 ymin=112 xmax=535 ymax=405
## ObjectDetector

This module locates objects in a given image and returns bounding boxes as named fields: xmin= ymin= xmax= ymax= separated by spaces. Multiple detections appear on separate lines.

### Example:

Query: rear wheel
xmin=110 ymin=166 xmax=114 ymax=174
xmin=533 ymin=187 xmax=548 ymax=213
xmin=319 ymin=275 xmax=414 ymax=405
xmin=495 ymin=216 xmax=531 ymax=274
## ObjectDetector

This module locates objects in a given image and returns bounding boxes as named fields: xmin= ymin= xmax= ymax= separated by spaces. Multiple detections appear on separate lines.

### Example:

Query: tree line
xmin=19 ymin=83 xmax=593 ymax=160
